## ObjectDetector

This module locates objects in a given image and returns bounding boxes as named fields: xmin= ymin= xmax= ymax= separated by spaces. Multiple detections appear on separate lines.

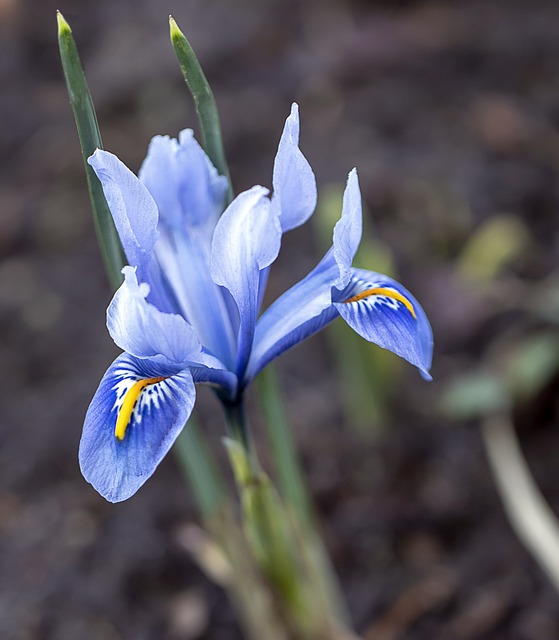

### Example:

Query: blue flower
xmin=80 ymin=104 xmax=433 ymax=502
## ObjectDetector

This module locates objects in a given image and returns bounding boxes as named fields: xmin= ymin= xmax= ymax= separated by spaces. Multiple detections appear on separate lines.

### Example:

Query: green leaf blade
xmin=175 ymin=417 xmax=228 ymax=518
xmin=257 ymin=367 xmax=313 ymax=526
xmin=169 ymin=16 xmax=233 ymax=202
xmin=57 ymin=11 xmax=125 ymax=289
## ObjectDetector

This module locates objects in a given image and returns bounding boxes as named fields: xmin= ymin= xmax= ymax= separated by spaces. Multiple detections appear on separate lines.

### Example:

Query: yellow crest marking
xmin=343 ymin=287 xmax=416 ymax=319
xmin=115 ymin=376 xmax=166 ymax=441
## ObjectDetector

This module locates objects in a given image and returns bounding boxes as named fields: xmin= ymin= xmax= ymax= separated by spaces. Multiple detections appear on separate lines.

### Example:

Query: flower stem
xmin=223 ymin=401 xmax=252 ymax=455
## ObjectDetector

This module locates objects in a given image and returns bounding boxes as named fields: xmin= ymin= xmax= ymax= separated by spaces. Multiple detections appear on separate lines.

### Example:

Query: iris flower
xmin=80 ymin=104 xmax=433 ymax=502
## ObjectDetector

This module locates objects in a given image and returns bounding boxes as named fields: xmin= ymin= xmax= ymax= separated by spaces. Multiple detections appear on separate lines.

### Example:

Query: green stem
xmin=223 ymin=401 xmax=252 ymax=454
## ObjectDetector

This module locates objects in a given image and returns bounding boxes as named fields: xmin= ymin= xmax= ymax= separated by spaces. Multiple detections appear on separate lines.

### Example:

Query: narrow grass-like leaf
xmin=256 ymin=368 xmax=350 ymax=626
xmin=257 ymin=367 xmax=313 ymax=526
xmin=175 ymin=416 xmax=227 ymax=518
xmin=223 ymin=436 xmax=306 ymax=615
xmin=57 ymin=11 xmax=125 ymax=288
xmin=169 ymin=16 xmax=233 ymax=202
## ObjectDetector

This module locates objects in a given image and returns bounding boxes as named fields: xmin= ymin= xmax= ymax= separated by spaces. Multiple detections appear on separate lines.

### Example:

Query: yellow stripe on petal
xmin=343 ymin=287 xmax=417 ymax=319
xmin=115 ymin=377 xmax=166 ymax=441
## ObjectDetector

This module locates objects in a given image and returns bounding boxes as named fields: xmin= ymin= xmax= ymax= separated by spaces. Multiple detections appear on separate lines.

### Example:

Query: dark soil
xmin=2 ymin=0 xmax=559 ymax=638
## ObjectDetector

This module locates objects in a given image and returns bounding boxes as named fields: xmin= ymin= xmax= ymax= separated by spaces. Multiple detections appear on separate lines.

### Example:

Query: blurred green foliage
xmin=457 ymin=214 xmax=532 ymax=283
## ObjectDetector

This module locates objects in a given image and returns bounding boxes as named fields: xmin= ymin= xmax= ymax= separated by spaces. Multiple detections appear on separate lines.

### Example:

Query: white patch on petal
xmin=132 ymin=381 xmax=170 ymax=425
xmin=343 ymin=276 xmax=411 ymax=315
xmin=111 ymin=366 xmax=172 ymax=430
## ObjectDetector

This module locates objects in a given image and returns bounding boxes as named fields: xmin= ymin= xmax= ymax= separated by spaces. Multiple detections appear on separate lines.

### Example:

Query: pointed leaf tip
xmin=56 ymin=10 xmax=71 ymax=35
xmin=57 ymin=13 xmax=126 ymax=290
xmin=169 ymin=15 xmax=183 ymax=41
xmin=170 ymin=17 xmax=232 ymax=195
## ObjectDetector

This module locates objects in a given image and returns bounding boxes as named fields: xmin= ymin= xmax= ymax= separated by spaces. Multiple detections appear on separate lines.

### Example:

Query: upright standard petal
xmin=333 ymin=168 xmax=362 ymax=288
xmin=211 ymin=186 xmax=282 ymax=376
xmin=246 ymin=170 xmax=363 ymax=381
xmin=271 ymin=103 xmax=317 ymax=232
xmin=334 ymin=269 xmax=433 ymax=379
xmin=79 ymin=354 xmax=195 ymax=502
xmin=107 ymin=266 xmax=204 ymax=365
xmin=88 ymin=150 xmax=159 ymax=276
xmin=138 ymin=130 xmax=228 ymax=234
xmin=137 ymin=131 xmax=237 ymax=367
xmin=153 ymin=230 xmax=239 ymax=369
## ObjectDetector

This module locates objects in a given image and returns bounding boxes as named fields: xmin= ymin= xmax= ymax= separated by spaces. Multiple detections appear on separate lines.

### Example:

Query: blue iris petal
xmin=88 ymin=150 xmax=159 ymax=278
xmin=334 ymin=269 xmax=433 ymax=379
xmin=246 ymin=250 xmax=339 ymax=382
xmin=154 ymin=229 xmax=238 ymax=368
xmin=333 ymin=169 xmax=362 ymax=289
xmin=211 ymin=186 xmax=282 ymax=377
xmin=79 ymin=353 xmax=195 ymax=503
xmin=138 ymin=131 xmax=236 ymax=366
xmin=272 ymin=103 xmax=317 ymax=233
xmin=139 ymin=130 xmax=228 ymax=234
xmin=246 ymin=170 xmax=362 ymax=382
xmin=107 ymin=266 xmax=204 ymax=366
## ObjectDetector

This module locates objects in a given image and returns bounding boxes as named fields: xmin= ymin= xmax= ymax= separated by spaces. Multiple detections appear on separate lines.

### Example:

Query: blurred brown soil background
xmin=2 ymin=0 xmax=559 ymax=638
